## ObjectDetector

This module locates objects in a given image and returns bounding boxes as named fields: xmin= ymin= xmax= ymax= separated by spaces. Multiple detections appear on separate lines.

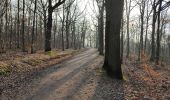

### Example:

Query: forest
xmin=0 ymin=0 xmax=170 ymax=99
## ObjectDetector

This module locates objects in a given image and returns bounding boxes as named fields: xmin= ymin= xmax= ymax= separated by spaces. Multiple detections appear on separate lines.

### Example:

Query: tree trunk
xmin=45 ymin=8 xmax=52 ymax=52
xmin=31 ymin=0 xmax=37 ymax=54
xmin=22 ymin=0 xmax=25 ymax=52
xmin=5 ymin=0 xmax=8 ymax=51
xmin=98 ymin=0 xmax=104 ymax=55
xmin=43 ymin=10 xmax=47 ymax=49
xmin=125 ymin=0 xmax=132 ymax=58
xmin=45 ymin=0 xmax=65 ymax=52
xmin=168 ymin=43 xmax=170 ymax=59
xmin=139 ymin=1 xmax=145 ymax=61
xmin=144 ymin=17 xmax=149 ymax=53
xmin=53 ymin=22 xmax=57 ymax=49
xmin=72 ymin=21 xmax=76 ymax=49
xmin=150 ymin=0 xmax=157 ymax=61
xmin=126 ymin=15 xmax=130 ymax=58
xmin=65 ymin=7 xmax=70 ymax=49
xmin=95 ymin=26 xmax=98 ymax=48
xmin=144 ymin=0 xmax=151 ymax=53
xmin=156 ymin=0 xmax=163 ymax=65
xmin=17 ymin=0 xmax=20 ymax=49
xmin=61 ymin=4 xmax=65 ymax=51
xmin=103 ymin=0 xmax=124 ymax=79
xmin=120 ymin=16 xmax=124 ymax=64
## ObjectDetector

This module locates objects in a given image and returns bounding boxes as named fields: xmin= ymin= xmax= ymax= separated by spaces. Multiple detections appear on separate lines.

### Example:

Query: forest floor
xmin=0 ymin=48 xmax=170 ymax=100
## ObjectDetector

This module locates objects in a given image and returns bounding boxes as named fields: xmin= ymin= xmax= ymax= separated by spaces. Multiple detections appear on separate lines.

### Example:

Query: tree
xmin=138 ymin=0 xmax=146 ymax=61
xmin=96 ymin=0 xmax=104 ymax=55
xmin=61 ymin=3 xmax=65 ymax=51
xmin=144 ymin=0 xmax=152 ymax=53
xmin=45 ymin=0 xmax=66 ymax=52
xmin=155 ymin=0 xmax=163 ymax=65
xmin=125 ymin=0 xmax=136 ymax=58
xmin=120 ymin=12 xmax=124 ymax=64
xmin=150 ymin=0 xmax=157 ymax=61
xmin=168 ymin=36 xmax=170 ymax=59
xmin=103 ymin=0 xmax=124 ymax=79
xmin=149 ymin=0 xmax=170 ymax=63
xmin=31 ymin=0 xmax=37 ymax=54
xmin=22 ymin=0 xmax=25 ymax=52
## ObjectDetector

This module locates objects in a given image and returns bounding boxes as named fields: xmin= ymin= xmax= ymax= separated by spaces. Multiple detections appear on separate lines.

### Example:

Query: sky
xmin=77 ymin=0 xmax=98 ymax=23
xmin=11 ymin=0 xmax=170 ymax=33
xmin=9 ymin=0 xmax=170 ymax=37
xmin=11 ymin=0 xmax=98 ymax=21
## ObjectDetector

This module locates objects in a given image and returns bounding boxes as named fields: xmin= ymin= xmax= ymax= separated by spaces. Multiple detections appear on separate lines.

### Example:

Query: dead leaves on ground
xmin=123 ymin=53 xmax=170 ymax=99
xmin=0 ymin=49 xmax=77 ymax=76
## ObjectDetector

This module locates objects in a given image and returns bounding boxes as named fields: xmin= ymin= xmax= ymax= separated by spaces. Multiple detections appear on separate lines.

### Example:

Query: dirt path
xmin=1 ymin=49 xmax=169 ymax=100
xmin=2 ymin=49 xmax=105 ymax=100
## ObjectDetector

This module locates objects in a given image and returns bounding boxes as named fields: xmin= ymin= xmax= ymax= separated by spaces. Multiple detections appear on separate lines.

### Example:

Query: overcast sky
xmin=11 ymin=0 xmax=170 ymax=26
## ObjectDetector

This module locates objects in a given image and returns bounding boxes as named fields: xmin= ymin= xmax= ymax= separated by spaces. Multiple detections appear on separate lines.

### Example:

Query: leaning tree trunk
xmin=168 ymin=43 xmax=170 ymax=59
xmin=144 ymin=16 xmax=149 ymax=53
xmin=120 ymin=15 xmax=124 ymax=64
xmin=65 ymin=7 xmax=70 ymax=49
xmin=17 ymin=0 xmax=20 ymax=49
xmin=126 ymin=15 xmax=130 ymax=58
xmin=5 ymin=0 xmax=8 ymax=51
xmin=103 ymin=0 xmax=124 ymax=79
xmin=139 ymin=1 xmax=145 ymax=61
xmin=61 ymin=4 xmax=65 ymax=51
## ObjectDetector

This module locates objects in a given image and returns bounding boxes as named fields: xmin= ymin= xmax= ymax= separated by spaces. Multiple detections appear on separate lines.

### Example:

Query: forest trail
xmin=26 ymin=48 xmax=99 ymax=100
xmin=1 ymin=48 xmax=169 ymax=100
xmin=2 ymin=48 xmax=110 ymax=100
xmin=1 ymin=48 xmax=127 ymax=100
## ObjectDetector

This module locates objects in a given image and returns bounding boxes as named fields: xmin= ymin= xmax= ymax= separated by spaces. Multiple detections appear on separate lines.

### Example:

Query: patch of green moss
xmin=0 ymin=68 xmax=10 ymax=75
xmin=45 ymin=51 xmax=56 ymax=57
xmin=123 ymin=74 xmax=129 ymax=81
xmin=96 ymin=68 xmax=106 ymax=76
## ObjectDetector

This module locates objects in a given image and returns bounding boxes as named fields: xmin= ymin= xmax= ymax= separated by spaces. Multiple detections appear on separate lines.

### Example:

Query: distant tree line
xmin=0 ymin=0 xmax=97 ymax=54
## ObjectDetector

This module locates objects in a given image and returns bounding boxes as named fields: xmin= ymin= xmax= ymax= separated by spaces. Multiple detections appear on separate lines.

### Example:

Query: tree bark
xmin=150 ymin=0 xmax=157 ymax=61
xmin=168 ymin=42 xmax=170 ymax=59
xmin=156 ymin=0 xmax=163 ymax=65
xmin=120 ymin=16 xmax=124 ymax=64
xmin=22 ymin=0 xmax=25 ymax=52
xmin=103 ymin=0 xmax=124 ymax=79
xmin=31 ymin=0 xmax=37 ymax=54
xmin=61 ymin=4 xmax=65 ymax=51
xmin=98 ymin=0 xmax=104 ymax=55
xmin=45 ymin=0 xmax=66 ymax=52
